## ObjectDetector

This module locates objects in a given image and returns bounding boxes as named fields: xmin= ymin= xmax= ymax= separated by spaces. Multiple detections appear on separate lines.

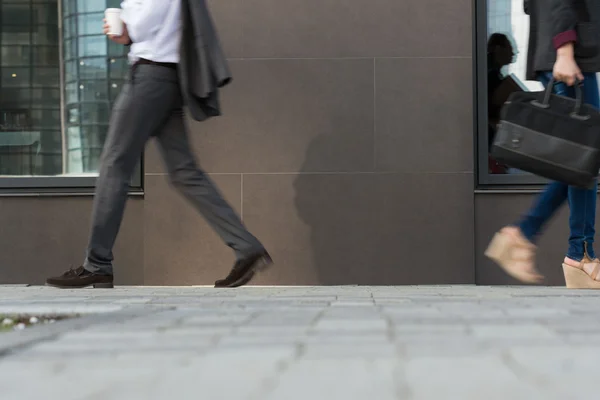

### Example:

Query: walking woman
xmin=486 ymin=0 xmax=600 ymax=288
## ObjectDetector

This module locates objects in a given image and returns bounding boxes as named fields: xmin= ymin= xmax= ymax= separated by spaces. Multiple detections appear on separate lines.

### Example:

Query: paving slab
xmin=0 ymin=285 xmax=599 ymax=399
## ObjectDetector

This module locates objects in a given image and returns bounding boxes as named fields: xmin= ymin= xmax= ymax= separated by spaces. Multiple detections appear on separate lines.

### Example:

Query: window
xmin=0 ymin=0 xmax=136 ymax=191
xmin=476 ymin=0 xmax=600 ymax=187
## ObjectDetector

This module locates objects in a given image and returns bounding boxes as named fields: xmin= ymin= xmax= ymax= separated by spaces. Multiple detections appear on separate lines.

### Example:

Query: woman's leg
xmin=487 ymin=72 xmax=579 ymax=283
xmin=518 ymin=182 xmax=568 ymax=243
xmin=566 ymin=73 xmax=599 ymax=261
xmin=516 ymin=72 xmax=572 ymax=243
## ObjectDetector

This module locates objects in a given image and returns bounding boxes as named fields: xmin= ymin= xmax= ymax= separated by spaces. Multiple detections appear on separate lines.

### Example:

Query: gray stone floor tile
xmin=0 ymin=286 xmax=598 ymax=399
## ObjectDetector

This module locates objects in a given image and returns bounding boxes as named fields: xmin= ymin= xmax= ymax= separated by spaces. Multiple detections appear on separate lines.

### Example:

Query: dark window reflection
xmin=486 ymin=0 xmax=531 ymax=176
xmin=487 ymin=32 xmax=530 ymax=175
xmin=0 ymin=0 xmax=129 ymax=177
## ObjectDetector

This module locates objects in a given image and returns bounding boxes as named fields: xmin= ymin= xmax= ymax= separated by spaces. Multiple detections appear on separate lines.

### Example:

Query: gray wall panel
xmin=243 ymin=173 xmax=474 ymax=285
xmin=208 ymin=0 xmax=472 ymax=58
xmin=375 ymin=58 xmax=473 ymax=173
xmin=0 ymin=197 xmax=144 ymax=285
xmin=146 ymin=59 xmax=376 ymax=174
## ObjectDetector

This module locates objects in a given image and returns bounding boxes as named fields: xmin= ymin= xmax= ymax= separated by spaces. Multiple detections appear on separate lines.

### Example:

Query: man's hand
xmin=553 ymin=43 xmax=584 ymax=86
xmin=103 ymin=18 xmax=131 ymax=45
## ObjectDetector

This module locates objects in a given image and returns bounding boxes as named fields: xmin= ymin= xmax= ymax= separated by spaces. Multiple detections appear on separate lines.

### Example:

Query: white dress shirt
xmin=120 ymin=0 xmax=182 ymax=64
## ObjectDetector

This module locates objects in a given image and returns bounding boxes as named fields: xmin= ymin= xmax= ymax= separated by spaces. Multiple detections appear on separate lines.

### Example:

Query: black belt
xmin=133 ymin=58 xmax=177 ymax=70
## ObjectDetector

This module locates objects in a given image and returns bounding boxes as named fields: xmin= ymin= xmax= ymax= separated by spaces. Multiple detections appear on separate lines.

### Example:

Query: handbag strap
xmin=532 ymin=79 xmax=590 ymax=120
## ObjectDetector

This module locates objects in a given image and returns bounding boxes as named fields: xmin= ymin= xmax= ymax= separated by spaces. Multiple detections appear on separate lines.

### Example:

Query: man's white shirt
xmin=120 ymin=0 xmax=182 ymax=64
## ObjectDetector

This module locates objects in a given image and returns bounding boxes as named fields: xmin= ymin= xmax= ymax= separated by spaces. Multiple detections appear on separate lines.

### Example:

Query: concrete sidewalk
xmin=0 ymin=285 xmax=599 ymax=400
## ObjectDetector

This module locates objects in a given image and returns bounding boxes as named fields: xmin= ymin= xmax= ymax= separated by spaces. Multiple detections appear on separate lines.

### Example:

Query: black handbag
xmin=491 ymin=79 xmax=600 ymax=188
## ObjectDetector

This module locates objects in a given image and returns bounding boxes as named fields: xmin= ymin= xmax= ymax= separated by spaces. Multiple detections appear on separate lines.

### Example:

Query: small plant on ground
xmin=0 ymin=314 xmax=75 ymax=332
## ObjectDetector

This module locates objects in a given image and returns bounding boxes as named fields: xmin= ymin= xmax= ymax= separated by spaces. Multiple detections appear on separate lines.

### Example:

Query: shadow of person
xmin=292 ymin=127 xmax=474 ymax=286
xmin=294 ymin=136 xmax=357 ymax=285
xmin=292 ymin=133 xmax=401 ymax=286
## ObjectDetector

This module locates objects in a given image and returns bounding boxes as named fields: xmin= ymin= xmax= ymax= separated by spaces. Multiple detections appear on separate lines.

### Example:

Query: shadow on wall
xmin=291 ymin=131 xmax=474 ymax=285
xmin=292 ymin=132 xmax=446 ymax=286
xmin=293 ymin=133 xmax=375 ymax=285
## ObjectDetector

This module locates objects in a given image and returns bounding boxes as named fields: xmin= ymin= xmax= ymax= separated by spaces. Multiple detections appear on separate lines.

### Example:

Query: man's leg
xmin=46 ymin=66 xmax=180 ymax=289
xmin=84 ymin=67 xmax=181 ymax=275
xmin=155 ymin=109 xmax=264 ymax=258
xmin=155 ymin=109 xmax=270 ymax=287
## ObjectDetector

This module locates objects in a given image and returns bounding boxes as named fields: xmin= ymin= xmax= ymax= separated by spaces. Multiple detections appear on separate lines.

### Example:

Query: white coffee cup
xmin=104 ymin=8 xmax=123 ymax=36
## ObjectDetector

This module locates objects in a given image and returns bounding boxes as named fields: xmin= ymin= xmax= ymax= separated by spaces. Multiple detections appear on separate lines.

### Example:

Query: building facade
xmin=0 ymin=0 xmax=584 ymax=286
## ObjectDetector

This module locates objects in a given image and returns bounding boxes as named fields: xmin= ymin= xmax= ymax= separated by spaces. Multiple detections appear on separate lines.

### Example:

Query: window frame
xmin=0 ymin=163 xmax=143 ymax=194
xmin=474 ymin=0 xmax=549 ymax=189
xmin=0 ymin=0 xmax=143 ymax=195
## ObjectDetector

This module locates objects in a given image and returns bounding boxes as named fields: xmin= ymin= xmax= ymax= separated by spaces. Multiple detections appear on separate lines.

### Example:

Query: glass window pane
xmin=106 ymin=0 xmax=122 ymax=9
xmin=63 ymin=16 xmax=76 ymax=39
xmin=66 ymin=104 xmax=80 ymax=124
xmin=65 ymin=60 xmax=78 ymax=82
xmin=1 ymin=46 xmax=32 ymax=66
xmin=0 ymin=139 xmax=40 ymax=175
xmin=67 ymin=126 xmax=82 ymax=149
xmin=109 ymin=57 xmax=128 ymax=79
xmin=0 ymin=89 xmax=31 ymax=109
xmin=32 ymin=25 xmax=59 ymax=45
xmin=1 ymin=3 xmax=32 ymax=26
xmin=30 ymin=109 xmax=61 ymax=130
xmin=65 ymin=82 xmax=79 ymax=104
xmin=66 ymin=150 xmax=83 ymax=174
xmin=109 ymin=80 xmax=124 ymax=102
xmin=32 ymin=88 xmax=61 ymax=108
xmin=63 ymin=38 xmax=76 ymax=60
xmin=77 ymin=0 xmax=107 ymax=13
xmin=32 ymin=46 xmax=59 ymax=65
xmin=79 ymin=57 xmax=107 ymax=80
xmin=82 ymin=147 xmax=103 ymax=172
xmin=32 ymin=67 xmax=59 ymax=87
xmin=33 ymin=2 xmax=58 ymax=25
xmin=0 ymin=110 xmax=30 ymax=130
xmin=80 ymin=103 xmax=109 ymax=124
xmin=37 ymin=130 xmax=63 ymax=175
xmin=78 ymin=80 xmax=108 ymax=101
xmin=71 ymin=125 xmax=106 ymax=173
xmin=1 ymin=31 xmax=31 ymax=45
xmin=62 ymin=0 xmax=72 ymax=16
xmin=77 ymin=13 xmax=103 ymax=36
xmin=108 ymin=40 xmax=127 ymax=57
xmin=78 ymin=35 xmax=107 ymax=57
xmin=1 ymin=68 xmax=31 ymax=88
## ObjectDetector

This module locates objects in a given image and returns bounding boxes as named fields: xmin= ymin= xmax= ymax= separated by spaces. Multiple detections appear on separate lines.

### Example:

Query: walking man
xmin=46 ymin=0 xmax=271 ymax=289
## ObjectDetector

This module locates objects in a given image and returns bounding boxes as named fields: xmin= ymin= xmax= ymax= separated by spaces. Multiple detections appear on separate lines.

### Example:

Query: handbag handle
xmin=531 ymin=78 xmax=591 ymax=121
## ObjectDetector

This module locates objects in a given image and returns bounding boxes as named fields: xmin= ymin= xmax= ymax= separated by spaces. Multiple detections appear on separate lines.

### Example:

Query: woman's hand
xmin=103 ymin=18 xmax=131 ymax=45
xmin=553 ymin=43 xmax=584 ymax=86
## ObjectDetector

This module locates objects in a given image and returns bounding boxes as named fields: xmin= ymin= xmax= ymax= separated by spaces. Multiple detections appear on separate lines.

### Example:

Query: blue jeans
xmin=518 ymin=72 xmax=600 ymax=261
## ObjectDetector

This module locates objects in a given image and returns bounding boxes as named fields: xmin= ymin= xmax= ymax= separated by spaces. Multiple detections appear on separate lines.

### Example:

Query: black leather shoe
xmin=46 ymin=266 xmax=114 ymax=289
xmin=215 ymin=251 xmax=272 ymax=288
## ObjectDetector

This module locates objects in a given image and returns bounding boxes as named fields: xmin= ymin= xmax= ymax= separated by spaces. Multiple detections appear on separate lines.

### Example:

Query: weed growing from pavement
xmin=0 ymin=314 xmax=77 ymax=332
